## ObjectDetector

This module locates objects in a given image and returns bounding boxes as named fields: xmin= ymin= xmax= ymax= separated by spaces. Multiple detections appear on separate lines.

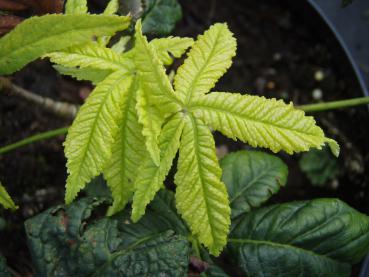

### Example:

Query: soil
xmin=1 ymin=0 xmax=369 ymax=275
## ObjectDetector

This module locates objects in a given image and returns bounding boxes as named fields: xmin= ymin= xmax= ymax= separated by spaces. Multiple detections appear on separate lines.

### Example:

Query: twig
xmin=0 ymin=77 xmax=79 ymax=119
xmin=0 ymin=127 xmax=69 ymax=155
xmin=298 ymin=96 xmax=369 ymax=112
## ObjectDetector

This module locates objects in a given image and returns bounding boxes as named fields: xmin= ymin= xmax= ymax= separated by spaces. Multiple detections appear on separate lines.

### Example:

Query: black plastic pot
xmin=307 ymin=0 xmax=369 ymax=97
xmin=304 ymin=1 xmax=369 ymax=275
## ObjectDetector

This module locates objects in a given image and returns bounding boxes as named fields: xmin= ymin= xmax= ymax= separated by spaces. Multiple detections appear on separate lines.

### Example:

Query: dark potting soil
xmin=0 ymin=0 xmax=368 ymax=275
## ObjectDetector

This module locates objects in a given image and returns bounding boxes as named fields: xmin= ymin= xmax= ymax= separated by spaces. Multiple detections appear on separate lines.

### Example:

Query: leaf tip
xmin=326 ymin=139 xmax=340 ymax=157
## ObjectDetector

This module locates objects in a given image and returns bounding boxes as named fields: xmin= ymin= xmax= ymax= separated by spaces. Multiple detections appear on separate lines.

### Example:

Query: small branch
xmin=0 ymin=127 xmax=69 ymax=155
xmin=0 ymin=77 xmax=79 ymax=119
xmin=298 ymin=96 xmax=369 ymax=112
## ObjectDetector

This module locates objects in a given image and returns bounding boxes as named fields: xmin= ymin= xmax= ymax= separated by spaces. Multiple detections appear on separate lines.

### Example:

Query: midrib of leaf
xmin=74 ymin=74 xmax=127 ymax=179
xmin=184 ymin=28 xmax=222 ymax=105
xmin=189 ymin=114 xmax=217 ymax=244
xmin=91 ymin=232 xmax=171 ymax=277
xmin=190 ymin=104 xmax=322 ymax=137
xmin=227 ymin=238 xmax=347 ymax=266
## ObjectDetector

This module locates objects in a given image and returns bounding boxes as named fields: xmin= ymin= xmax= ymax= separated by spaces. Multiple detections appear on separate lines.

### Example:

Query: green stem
xmin=298 ymin=96 xmax=369 ymax=112
xmin=0 ymin=127 xmax=69 ymax=155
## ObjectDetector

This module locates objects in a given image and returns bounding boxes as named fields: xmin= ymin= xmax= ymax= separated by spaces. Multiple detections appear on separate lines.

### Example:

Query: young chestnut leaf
xmin=103 ymin=76 xmax=147 ymax=216
xmin=190 ymin=92 xmax=340 ymax=156
xmin=0 ymin=181 xmax=17 ymax=210
xmin=65 ymin=0 xmax=88 ymax=14
xmin=128 ymin=21 xmax=339 ymax=256
xmin=0 ymin=14 xmax=130 ymax=75
xmin=175 ymin=115 xmax=231 ymax=256
xmin=133 ymin=20 xmax=182 ymax=165
xmin=65 ymin=71 xmax=134 ymax=204
xmin=174 ymin=23 xmax=237 ymax=104
xmin=131 ymin=113 xmax=185 ymax=222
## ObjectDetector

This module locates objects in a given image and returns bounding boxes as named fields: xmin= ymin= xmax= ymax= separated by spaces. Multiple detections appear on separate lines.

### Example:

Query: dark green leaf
xmin=118 ymin=0 xmax=182 ymax=35
xmin=0 ymin=255 xmax=10 ymax=277
xmin=220 ymin=150 xmax=288 ymax=218
xmin=142 ymin=0 xmax=182 ymax=35
xmin=25 ymin=193 xmax=190 ymax=276
xmin=200 ymin=248 xmax=229 ymax=277
xmin=228 ymin=199 xmax=369 ymax=277
xmin=299 ymin=147 xmax=338 ymax=186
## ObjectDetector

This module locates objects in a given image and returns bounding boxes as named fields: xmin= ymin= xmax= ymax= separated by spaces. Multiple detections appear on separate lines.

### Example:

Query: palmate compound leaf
xmin=103 ymin=76 xmax=148 ymax=216
xmin=134 ymin=20 xmax=181 ymax=165
xmin=0 ymin=14 xmax=130 ymax=75
xmin=175 ymin=115 xmax=231 ymax=256
xmin=190 ymin=92 xmax=340 ymax=156
xmin=0 ymin=181 xmax=17 ymax=210
xmin=174 ymin=23 xmax=236 ymax=104
xmin=228 ymin=199 xmax=369 ymax=276
xmin=131 ymin=113 xmax=185 ymax=222
xmin=65 ymin=71 xmax=134 ymax=204
xmin=220 ymin=150 xmax=288 ymax=219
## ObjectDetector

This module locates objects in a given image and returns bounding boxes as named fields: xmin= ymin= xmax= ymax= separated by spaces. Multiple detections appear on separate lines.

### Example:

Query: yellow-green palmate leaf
xmin=0 ymin=14 xmax=130 ymax=75
xmin=189 ymin=92 xmax=339 ymax=156
xmin=0 ymin=182 xmax=18 ymax=210
xmin=65 ymin=71 xmax=134 ymax=203
xmin=134 ymin=20 xmax=181 ymax=165
xmin=175 ymin=115 xmax=231 ymax=256
xmin=131 ymin=113 xmax=185 ymax=222
xmin=174 ymin=23 xmax=236 ymax=104
xmin=103 ymin=76 xmax=148 ymax=215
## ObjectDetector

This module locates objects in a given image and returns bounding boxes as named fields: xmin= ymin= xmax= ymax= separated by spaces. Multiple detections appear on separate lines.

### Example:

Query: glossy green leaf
xmin=299 ymin=147 xmax=338 ymax=186
xmin=103 ymin=76 xmax=147 ymax=215
xmin=25 ymin=196 xmax=190 ymax=276
xmin=142 ymin=0 xmax=182 ymax=35
xmin=65 ymin=0 xmax=88 ymax=14
xmin=65 ymin=72 xmax=133 ymax=204
xmin=174 ymin=23 xmax=236 ymax=104
xmin=228 ymin=199 xmax=369 ymax=276
xmin=131 ymin=114 xmax=185 ymax=222
xmin=175 ymin=115 xmax=230 ymax=256
xmin=0 ymin=182 xmax=17 ymax=210
xmin=191 ymin=92 xmax=339 ymax=156
xmin=220 ymin=150 xmax=288 ymax=218
xmin=0 ymin=14 xmax=130 ymax=75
